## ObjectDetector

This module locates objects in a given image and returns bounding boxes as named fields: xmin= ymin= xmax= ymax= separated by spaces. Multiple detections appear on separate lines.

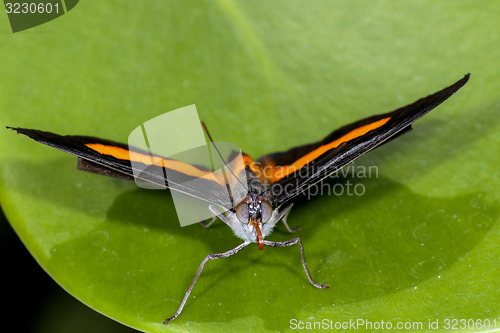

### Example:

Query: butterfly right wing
xmin=257 ymin=74 xmax=470 ymax=208
xmin=8 ymin=127 xmax=232 ymax=208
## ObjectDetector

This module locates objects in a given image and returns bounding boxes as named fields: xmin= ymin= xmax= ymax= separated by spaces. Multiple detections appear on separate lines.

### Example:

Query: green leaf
xmin=1 ymin=1 xmax=499 ymax=332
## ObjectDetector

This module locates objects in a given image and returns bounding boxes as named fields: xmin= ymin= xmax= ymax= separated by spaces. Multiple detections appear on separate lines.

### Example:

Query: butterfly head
xmin=229 ymin=195 xmax=278 ymax=250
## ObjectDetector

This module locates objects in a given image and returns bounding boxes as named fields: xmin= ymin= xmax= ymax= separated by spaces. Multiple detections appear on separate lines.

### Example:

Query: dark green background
xmin=1 ymin=1 xmax=498 ymax=332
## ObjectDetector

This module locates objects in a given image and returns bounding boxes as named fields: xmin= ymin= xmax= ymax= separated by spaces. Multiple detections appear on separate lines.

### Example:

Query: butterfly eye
xmin=260 ymin=200 xmax=273 ymax=224
xmin=236 ymin=202 xmax=249 ymax=224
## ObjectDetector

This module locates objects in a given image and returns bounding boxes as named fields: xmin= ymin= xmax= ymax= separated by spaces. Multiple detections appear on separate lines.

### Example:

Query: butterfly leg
xmin=263 ymin=238 xmax=329 ymax=289
xmin=163 ymin=241 xmax=251 ymax=324
xmin=208 ymin=204 xmax=232 ymax=227
xmin=277 ymin=204 xmax=301 ymax=233
xmin=199 ymin=216 xmax=217 ymax=228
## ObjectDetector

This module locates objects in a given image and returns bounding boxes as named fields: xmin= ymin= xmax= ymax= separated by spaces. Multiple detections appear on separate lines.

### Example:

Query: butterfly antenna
xmin=201 ymin=122 xmax=248 ymax=208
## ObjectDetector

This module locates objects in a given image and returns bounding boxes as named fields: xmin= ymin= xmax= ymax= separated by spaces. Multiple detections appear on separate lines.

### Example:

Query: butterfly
xmin=8 ymin=73 xmax=470 ymax=323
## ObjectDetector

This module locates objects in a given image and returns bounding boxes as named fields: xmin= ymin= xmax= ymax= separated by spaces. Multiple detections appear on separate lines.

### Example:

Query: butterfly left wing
xmin=8 ymin=127 xmax=233 ymax=208
xmin=258 ymin=74 xmax=470 ymax=208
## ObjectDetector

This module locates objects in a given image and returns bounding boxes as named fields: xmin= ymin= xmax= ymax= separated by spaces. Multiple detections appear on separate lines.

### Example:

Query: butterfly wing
xmin=259 ymin=74 xmax=470 ymax=208
xmin=8 ymin=127 xmax=232 ymax=208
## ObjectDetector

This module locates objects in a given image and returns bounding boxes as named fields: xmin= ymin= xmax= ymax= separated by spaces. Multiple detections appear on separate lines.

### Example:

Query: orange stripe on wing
xmin=269 ymin=117 xmax=391 ymax=182
xmin=85 ymin=143 xmax=225 ymax=185
xmin=231 ymin=153 xmax=258 ymax=177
